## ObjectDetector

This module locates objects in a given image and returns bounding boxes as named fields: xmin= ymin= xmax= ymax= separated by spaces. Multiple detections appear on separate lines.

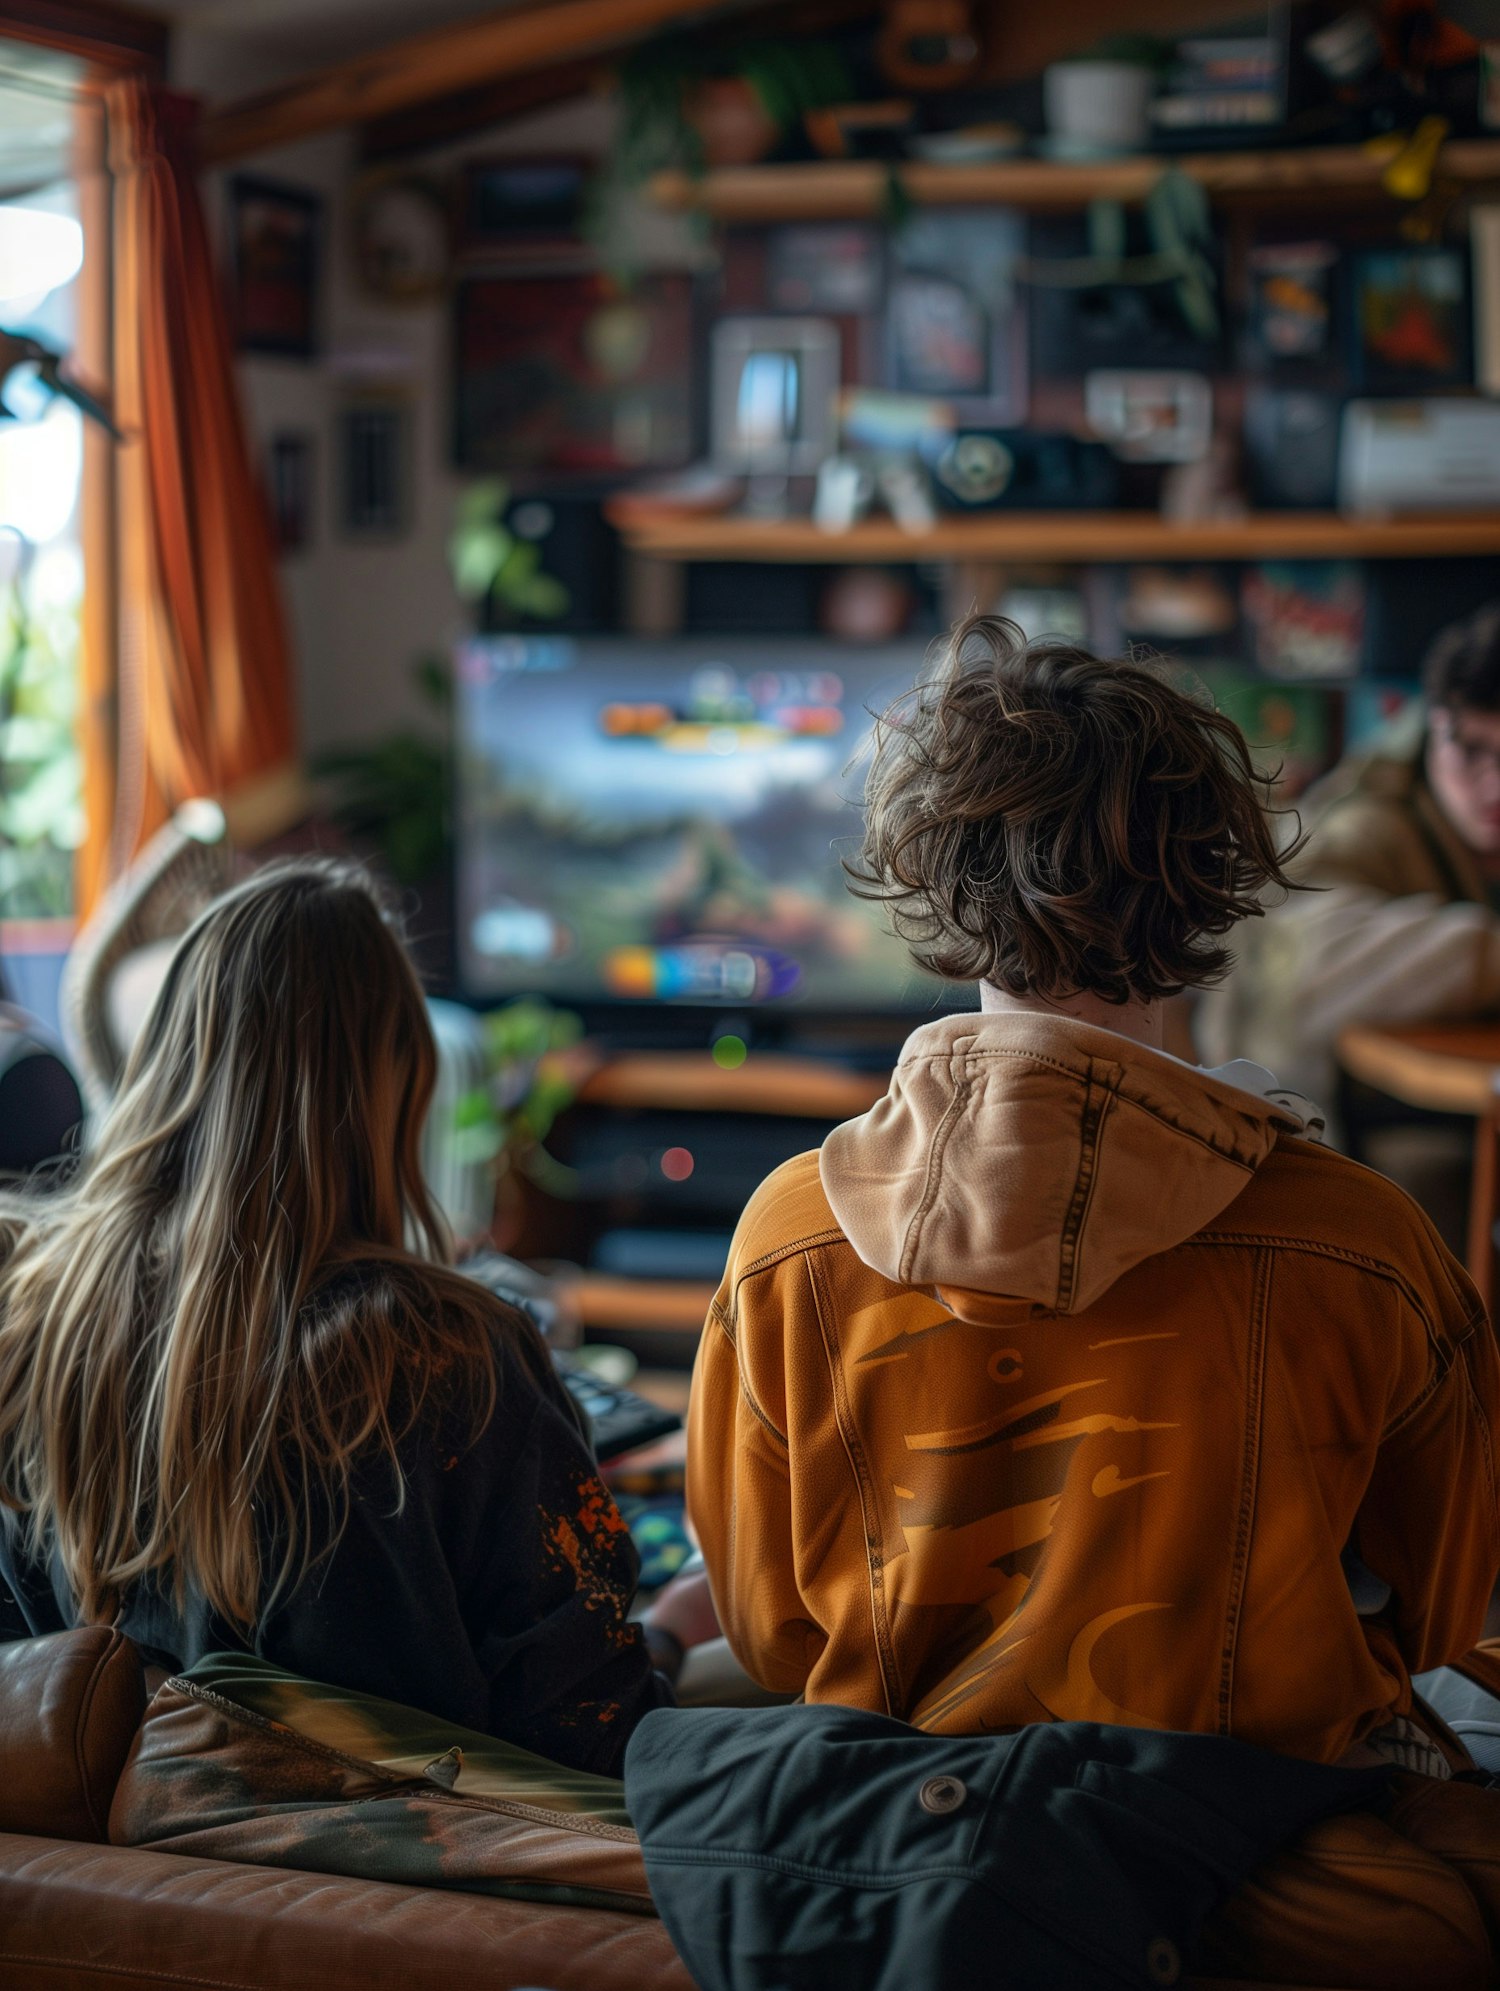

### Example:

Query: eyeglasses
xmin=1431 ymin=715 xmax=1500 ymax=780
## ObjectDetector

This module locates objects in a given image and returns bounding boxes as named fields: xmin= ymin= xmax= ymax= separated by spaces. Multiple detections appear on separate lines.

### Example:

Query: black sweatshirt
xmin=0 ymin=1292 xmax=673 ymax=1778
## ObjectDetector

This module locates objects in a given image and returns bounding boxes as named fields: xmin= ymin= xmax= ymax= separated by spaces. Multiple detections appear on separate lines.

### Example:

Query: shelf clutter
xmin=608 ymin=510 xmax=1500 ymax=566
xmin=648 ymin=136 xmax=1500 ymax=223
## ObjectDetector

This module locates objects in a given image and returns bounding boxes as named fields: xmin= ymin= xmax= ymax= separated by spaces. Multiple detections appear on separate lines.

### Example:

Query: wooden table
xmin=1337 ymin=1022 xmax=1500 ymax=1307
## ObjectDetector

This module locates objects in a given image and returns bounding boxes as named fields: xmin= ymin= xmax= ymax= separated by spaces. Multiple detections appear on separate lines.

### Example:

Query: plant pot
xmin=1042 ymin=60 xmax=1155 ymax=156
xmin=685 ymin=76 xmax=779 ymax=168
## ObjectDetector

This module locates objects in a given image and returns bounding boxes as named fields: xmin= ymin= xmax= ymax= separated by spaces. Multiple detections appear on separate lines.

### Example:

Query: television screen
xmin=455 ymin=637 xmax=951 ymax=1013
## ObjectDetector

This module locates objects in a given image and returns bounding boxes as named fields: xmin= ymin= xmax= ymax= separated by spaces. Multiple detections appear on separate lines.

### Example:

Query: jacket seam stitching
xmin=1056 ymin=1072 xmax=1113 ymax=1312
xmin=736 ymin=1229 xmax=847 ymax=1281
xmin=1183 ymin=1233 xmax=1472 ymax=1348
xmin=807 ymin=1248 xmax=902 ymax=1717
xmin=891 ymin=1043 xmax=1284 ymax=1165
xmin=711 ymin=1296 xmax=790 ymax=1449
xmin=1220 ymin=1247 xmax=1270 ymax=1735
xmin=897 ymin=1056 xmax=970 ymax=1286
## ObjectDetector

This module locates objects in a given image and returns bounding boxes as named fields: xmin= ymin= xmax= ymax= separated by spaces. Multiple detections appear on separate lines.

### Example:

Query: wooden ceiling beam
xmin=359 ymin=0 xmax=878 ymax=164
xmin=360 ymin=56 xmax=602 ymax=164
xmin=197 ymin=0 xmax=779 ymax=165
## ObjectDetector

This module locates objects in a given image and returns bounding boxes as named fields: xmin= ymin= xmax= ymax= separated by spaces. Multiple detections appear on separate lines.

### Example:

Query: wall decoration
xmin=1242 ymin=562 xmax=1366 ymax=680
xmin=337 ymin=398 xmax=410 ymax=539
xmin=767 ymin=226 xmax=882 ymax=315
xmin=1472 ymin=205 xmax=1500 ymax=396
xmin=1246 ymin=241 xmax=1337 ymax=364
xmin=353 ymin=174 xmax=450 ymax=302
xmin=267 ymin=432 xmax=314 ymax=553
xmin=458 ymin=156 xmax=591 ymax=260
xmin=229 ymin=176 xmax=321 ymax=358
xmin=1200 ymin=668 xmax=1332 ymax=800
xmin=453 ymin=271 xmax=695 ymax=476
xmin=709 ymin=317 xmax=840 ymax=474
xmin=1084 ymin=368 xmax=1213 ymax=461
xmin=1350 ymin=246 xmax=1470 ymax=391
xmin=885 ymin=211 xmax=1027 ymax=424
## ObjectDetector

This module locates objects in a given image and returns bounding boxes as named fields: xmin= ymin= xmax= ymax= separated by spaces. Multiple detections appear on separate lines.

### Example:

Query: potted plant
xmin=1042 ymin=35 xmax=1172 ymax=157
xmin=453 ymin=997 xmax=589 ymax=1246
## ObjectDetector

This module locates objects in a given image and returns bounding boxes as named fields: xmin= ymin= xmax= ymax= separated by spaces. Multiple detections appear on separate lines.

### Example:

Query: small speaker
xmin=932 ymin=430 xmax=1121 ymax=511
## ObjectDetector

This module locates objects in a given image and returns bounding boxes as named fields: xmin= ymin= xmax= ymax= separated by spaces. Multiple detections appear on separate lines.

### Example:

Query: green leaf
xmin=450 ymin=523 xmax=514 ymax=601
xmin=519 ymin=573 xmax=570 ymax=620
xmin=413 ymin=656 xmax=453 ymax=709
xmin=456 ymin=478 xmax=511 ymax=528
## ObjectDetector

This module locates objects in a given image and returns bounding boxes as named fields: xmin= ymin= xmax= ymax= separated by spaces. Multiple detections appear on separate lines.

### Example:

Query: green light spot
xmin=712 ymin=1035 xmax=748 ymax=1069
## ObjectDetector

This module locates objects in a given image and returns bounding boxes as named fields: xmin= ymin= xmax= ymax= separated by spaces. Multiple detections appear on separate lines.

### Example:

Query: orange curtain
xmin=81 ymin=76 xmax=297 ymax=910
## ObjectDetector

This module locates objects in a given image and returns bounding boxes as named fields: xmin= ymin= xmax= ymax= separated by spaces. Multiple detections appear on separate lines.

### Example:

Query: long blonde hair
xmin=0 ymin=859 xmax=499 ymax=1627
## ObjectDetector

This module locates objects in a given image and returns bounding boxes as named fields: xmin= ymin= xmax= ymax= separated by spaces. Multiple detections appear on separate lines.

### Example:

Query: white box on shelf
xmin=1338 ymin=398 xmax=1500 ymax=514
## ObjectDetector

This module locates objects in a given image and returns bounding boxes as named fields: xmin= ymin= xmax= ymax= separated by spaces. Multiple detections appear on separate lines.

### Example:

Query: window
xmin=0 ymin=45 xmax=91 ymax=1019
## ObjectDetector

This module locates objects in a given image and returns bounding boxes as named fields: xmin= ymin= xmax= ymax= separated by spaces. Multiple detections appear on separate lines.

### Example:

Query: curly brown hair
xmin=846 ymin=616 xmax=1302 ymax=1005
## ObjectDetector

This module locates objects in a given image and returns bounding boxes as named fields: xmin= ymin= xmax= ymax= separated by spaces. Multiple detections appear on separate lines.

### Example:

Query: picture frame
xmin=1084 ymin=369 xmax=1213 ymax=463
xmin=885 ymin=210 xmax=1027 ymax=425
xmin=710 ymin=316 xmax=841 ymax=474
xmin=767 ymin=226 xmax=883 ymax=316
xmin=458 ymin=155 xmax=592 ymax=261
xmin=452 ymin=271 xmax=697 ymax=476
xmin=352 ymin=172 xmax=450 ymax=303
xmin=267 ymin=432 xmax=314 ymax=553
xmin=229 ymin=176 xmax=320 ymax=358
xmin=337 ymin=397 xmax=410 ymax=539
xmin=1245 ymin=241 xmax=1337 ymax=367
xmin=1349 ymin=246 xmax=1470 ymax=392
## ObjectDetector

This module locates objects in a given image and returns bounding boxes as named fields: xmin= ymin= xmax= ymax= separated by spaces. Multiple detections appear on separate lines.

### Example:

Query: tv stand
xmin=524 ymin=1047 xmax=890 ymax=1358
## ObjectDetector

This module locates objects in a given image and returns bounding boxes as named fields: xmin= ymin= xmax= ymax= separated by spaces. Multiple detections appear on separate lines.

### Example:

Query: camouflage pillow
xmin=108 ymin=1652 xmax=654 ymax=1916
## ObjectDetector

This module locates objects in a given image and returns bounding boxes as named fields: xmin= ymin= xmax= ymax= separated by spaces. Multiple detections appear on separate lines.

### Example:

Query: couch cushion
xmin=0 ymin=1833 xmax=693 ymax=1991
xmin=0 ymin=1628 xmax=146 ymax=1842
xmin=109 ymin=1653 xmax=655 ymax=1915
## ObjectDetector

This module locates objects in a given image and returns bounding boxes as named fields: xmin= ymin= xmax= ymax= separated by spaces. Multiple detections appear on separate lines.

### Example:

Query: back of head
xmin=849 ymin=615 xmax=1297 ymax=1005
xmin=112 ymin=856 xmax=442 ymax=1261
xmin=0 ymin=858 xmax=496 ymax=1628
xmin=1422 ymin=601 xmax=1500 ymax=714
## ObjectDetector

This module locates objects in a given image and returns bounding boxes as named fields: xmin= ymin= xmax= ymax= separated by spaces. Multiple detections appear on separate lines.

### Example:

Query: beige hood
xmin=820 ymin=1012 xmax=1320 ymax=1318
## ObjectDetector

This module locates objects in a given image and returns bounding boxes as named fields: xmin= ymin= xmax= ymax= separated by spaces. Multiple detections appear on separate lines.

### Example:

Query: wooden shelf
xmin=577 ymin=1051 xmax=888 ymax=1118
xmin=611 ymin=510 xmax=1500 ymax=566
xmin=650 ymin=138 xmax=1500 ymax=222
xmin=557 ymin=1273 xmax=716 ymax=1337
xmin=1338 ymin=1023 xmax=1500 ymax=1119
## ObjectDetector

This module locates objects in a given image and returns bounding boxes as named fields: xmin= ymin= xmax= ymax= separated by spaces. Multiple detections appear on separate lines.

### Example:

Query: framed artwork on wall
xmin=337 ymin=398 xmax=411 ymax=539
xmin=1245 ymin=241 xmax=1337 ymax=367
xmin=885 ymin=210 xmax=1028 ymax=424
xmin=229 ymin=176 xmax=321 ymax=358
xmin=1349 ymin=246 xmax=1470 ymax=391
xmin=458 ymin=156 xmax=592 ymax=260
xmin=452 ymin=271 xmax=697 ymax=476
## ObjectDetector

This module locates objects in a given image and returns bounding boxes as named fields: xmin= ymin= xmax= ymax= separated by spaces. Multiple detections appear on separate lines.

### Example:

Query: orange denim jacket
xmin=687 ymin=1013 xmax=1500 ymax=1764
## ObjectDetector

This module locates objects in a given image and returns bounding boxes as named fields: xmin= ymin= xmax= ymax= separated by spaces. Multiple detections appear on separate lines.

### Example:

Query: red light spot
xmin=660 ymin=1147 xmax=694 ymax=1182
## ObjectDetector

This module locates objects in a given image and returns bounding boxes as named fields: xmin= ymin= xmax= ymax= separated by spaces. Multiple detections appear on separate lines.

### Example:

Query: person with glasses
xmin=1201 ymin=601 xmax=1500 ymax=1230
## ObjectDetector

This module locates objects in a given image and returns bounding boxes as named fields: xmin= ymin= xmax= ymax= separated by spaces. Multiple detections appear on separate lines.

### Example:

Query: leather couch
xmin=4 ymin=1625 xmax=1499 ymax=1991
xmin=0 ymin=1627 xmax=692 ymax=1991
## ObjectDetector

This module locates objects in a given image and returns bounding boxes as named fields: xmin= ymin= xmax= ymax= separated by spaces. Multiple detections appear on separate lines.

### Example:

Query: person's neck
xmin=978 ymin=981 xmax=1164 ymax=1051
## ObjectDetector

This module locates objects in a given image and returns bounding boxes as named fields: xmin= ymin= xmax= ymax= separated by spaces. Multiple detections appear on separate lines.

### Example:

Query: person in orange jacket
xmin=687 ymin=615 xmax=1500 ymax=1769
